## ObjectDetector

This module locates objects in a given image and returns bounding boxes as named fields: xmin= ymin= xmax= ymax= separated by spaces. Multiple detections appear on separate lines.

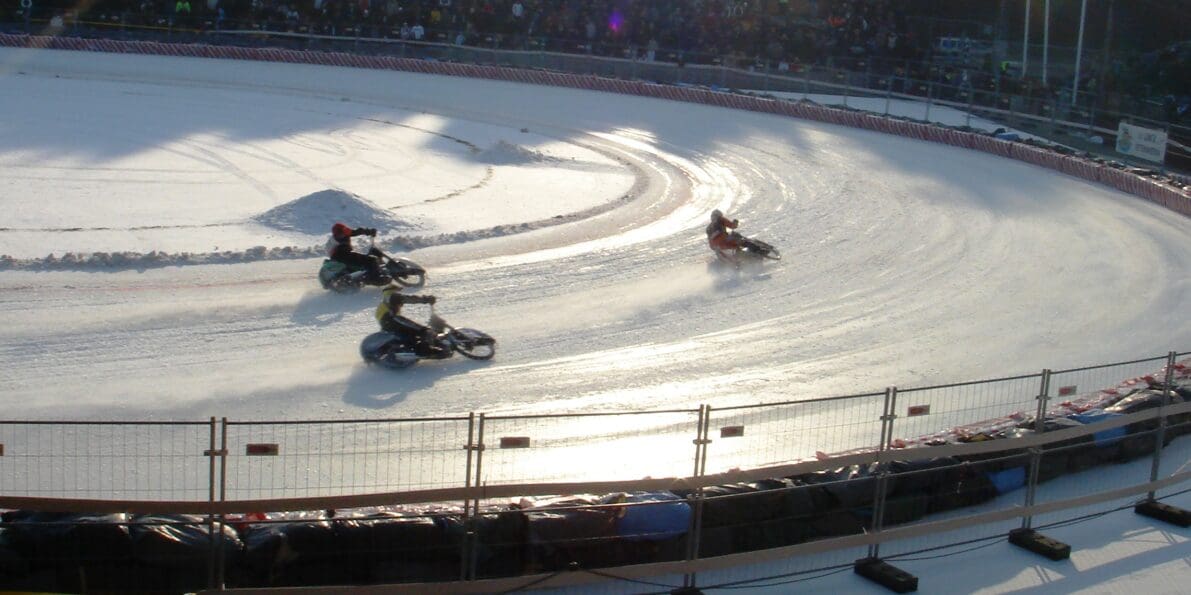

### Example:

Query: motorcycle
xmin=716 ymin=231 xmax=781 ymax=264
xmin=318 ymin=237 xmax=426 ymax=292
xmin=360 ymin=308 xmax=496 ymax=369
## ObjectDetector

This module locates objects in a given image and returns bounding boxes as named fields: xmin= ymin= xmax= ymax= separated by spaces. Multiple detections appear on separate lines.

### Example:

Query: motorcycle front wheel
xmin=450 ymin=329 xmax=496 ymax=360
xmin=386 ymin=260 xmax=426 ymax=288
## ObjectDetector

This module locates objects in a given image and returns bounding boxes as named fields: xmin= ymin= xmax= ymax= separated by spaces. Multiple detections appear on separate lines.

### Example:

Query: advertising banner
xmin=1116 ymin=121 xmax=1168 ymax=163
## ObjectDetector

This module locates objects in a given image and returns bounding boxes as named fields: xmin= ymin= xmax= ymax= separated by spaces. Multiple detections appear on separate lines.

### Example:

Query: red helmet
xmin=331 ymin=222 xmax=352 ymax=239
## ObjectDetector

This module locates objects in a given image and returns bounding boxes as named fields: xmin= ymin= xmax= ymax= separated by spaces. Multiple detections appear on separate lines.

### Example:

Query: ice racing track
xmin=1 ymin=46 xmax=1189 ymax=433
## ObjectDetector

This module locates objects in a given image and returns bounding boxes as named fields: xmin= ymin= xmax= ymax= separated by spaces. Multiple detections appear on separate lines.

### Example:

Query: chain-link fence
xmin=3 ymin=352 xmax=1187 ymax=592
xmin=222 ymin=416 xmax=473 ymax=501
xmin=0 ymin=420 xmax=215 ymax=501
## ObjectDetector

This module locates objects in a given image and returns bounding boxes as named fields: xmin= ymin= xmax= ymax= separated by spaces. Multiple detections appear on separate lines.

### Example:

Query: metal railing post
xmin=885 ymin=74 xmax=893 ymax=116
xmin=454 ymin=414 xmax=474 ymax=580
xmin=966 ymin=89 xmax=974 ymax=127
xmin=994 ymin=69 xmax=1002 ymax=117
xmin=206 ymin=416 xmax=218 ymax=589
xmin=198 ymin=417 xmax=231 ymax=589
xmin=924 ymin=81 xmax=934 ymax=122
xmin=1022 ymin=370 xmax=1051 ymax=529
xmin=216 ymin=417 xmax=230 ymax=588
xmin=697 ymin=405 xmax=712 ymax=478
xmin=1148 ymin=352 xmax=1177 ymax=500
xmin=684 ymin=404 xmax=711 ymax=589
xmin=868 ymin=387 xmax=897 ymax=560
xmin=463 ymin=412 xmax=485 ymax=581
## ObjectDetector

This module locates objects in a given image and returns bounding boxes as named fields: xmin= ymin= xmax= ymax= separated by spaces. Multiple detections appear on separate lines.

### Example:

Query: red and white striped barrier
xmin=3 ymin=32 xmax=1188 ymax=217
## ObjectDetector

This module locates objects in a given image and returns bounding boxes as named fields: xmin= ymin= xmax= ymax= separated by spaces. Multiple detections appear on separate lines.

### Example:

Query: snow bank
xmin=253 ymin=189 xmax=416 ymax=235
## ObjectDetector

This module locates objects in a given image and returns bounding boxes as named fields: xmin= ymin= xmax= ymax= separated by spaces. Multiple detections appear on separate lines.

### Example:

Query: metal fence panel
xmin=1047 ymin=356 xmax=1171 ymax=416
xmin=0 ymin=421 xmax=212 ymax=501
xmin=1028 ymin=429 xmax=1162 ymax=531
xmin=1156 ymin=423 xmax=1191 ymax=501
xmin=1154 ymin=351 xmax=1191 ymax=500
xmin=874 ymin=452 xmax=1026 ymax=559
xmin=477 ymin=410 xmax=701 ymax=486
xmin=704 ymin=393 xmax=887 ymax=474
xmin=892 ymin=374 xmax=1044 ymax=446
xmin=221 ymin=417 xmax=471 ymax=500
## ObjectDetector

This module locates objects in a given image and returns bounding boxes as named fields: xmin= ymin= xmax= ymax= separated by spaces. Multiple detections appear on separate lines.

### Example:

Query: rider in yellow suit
xmin=375 ymin=283 xmax=449 ymax=358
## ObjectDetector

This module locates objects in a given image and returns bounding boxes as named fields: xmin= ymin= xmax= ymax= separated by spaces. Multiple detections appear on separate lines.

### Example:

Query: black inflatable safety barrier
xmin=801 ymin=465 xmax=882 ymax=510
xmin=881 ymin=492 xmax=933 ymax=525
xmin=614 ymin=491 xmax=690 ymax=542
xmin=0 ymin=528 xmax=30 ymax=585
xmin=524 ymin=495 xmax=626 ymax=571
xmin=886 ymin=457 xmax=962 ymax=498
xmin=691 ymin=480 xmax=799 ymax=528
xmin=0 ymin=511 xmax=134 ymax=592
xmin=357 ymin=513 xmax=464 ymax=583
xmin=238 ymin=512 xmax=466 ymax=587
xmin=926 ymin=464 xmax=1000 ymax=513
xmin=240 ymin=516 xmax=348 ymax=587
xmin=1106 ymin=388 xmax=1185 ymax=416
xmin=1107 ymin=389 xmax=1189 ymax=449
xmin=131 ymin=514 xmax=244 ymax=569
xmin=471 ymin=510 xmax=530 ymax=579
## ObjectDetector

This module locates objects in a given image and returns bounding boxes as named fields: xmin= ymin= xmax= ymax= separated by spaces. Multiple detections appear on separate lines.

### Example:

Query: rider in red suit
xmin=326 ymin=222 xmax=383 ymax=282
xmin=705 ymin=209 xmax=741 ymax=256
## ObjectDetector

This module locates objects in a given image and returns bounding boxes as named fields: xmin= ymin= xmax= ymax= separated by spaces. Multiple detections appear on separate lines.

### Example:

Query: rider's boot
xmin=419 ymin=328 xmax=452 ymax=359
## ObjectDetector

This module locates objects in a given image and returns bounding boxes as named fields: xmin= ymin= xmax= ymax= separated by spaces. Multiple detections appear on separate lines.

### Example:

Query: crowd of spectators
xmin=25 ymin=1 xmax=931 ymax=71
xmin=14 ymin=0 xmax=1188 ymax=127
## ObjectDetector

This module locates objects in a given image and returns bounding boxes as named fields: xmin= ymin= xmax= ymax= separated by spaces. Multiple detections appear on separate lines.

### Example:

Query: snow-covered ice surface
xmin=0 ymin=48 xmax=1188 ymax=424
xmin=0 ymin=47 xmax=1189 ymax=595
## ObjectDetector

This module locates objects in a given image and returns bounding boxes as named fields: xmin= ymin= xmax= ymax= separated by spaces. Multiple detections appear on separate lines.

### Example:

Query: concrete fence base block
xmin=1134 ymin=499 xmax=1191 ymax=527
xmin=854 ymin=557 xmax=918 ymax=593
xmin=1008 ymin=528 xmax=1071 ymax=561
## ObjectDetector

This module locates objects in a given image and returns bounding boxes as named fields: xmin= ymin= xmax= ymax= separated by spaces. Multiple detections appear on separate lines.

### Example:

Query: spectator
xmin=174 ymin=0 xmax=192 ymax=27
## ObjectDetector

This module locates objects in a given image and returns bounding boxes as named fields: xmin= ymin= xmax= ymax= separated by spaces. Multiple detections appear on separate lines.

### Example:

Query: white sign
xmin=1116 ymin=121 xmax=1168 ymax=164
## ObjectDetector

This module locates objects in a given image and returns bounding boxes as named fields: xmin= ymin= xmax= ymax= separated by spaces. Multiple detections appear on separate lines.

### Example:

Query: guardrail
xmin=1 ymin=352 xmax=1188 ymax=592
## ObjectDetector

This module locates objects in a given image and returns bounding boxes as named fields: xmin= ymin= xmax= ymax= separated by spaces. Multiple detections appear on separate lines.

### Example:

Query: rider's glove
xmin=366 ymin=228 xmax=378 ymax=236
xmin=426 ymin=296 xmax=437 ymax=305
xmin=732 ymin=219 xmax=739 ymax=226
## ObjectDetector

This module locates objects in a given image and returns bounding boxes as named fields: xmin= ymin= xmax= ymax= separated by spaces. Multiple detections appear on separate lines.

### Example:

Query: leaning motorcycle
xmin=318 ymin=237 xmax=426 ymax=292
xmin=360 ymin=308 xmax=496 ymax=369
xmin=717 ymin=231 xmax=781 ymax=263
